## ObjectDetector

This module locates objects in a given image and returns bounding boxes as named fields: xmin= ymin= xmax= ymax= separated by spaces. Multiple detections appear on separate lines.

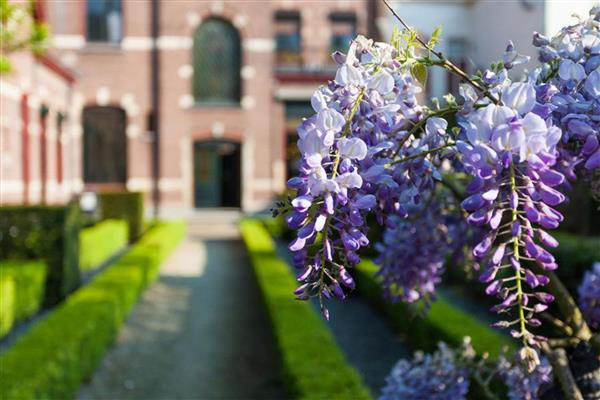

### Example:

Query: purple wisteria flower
xmin=578 ymin=262 xmax=600 ymax=329
xmin=380 ymin=342 xmax=472 ymax=400
xmin=374 ymin=196 xmax=468 ymax=303
xmin=497 ymin=351 xmax=553 ymax=399
xmin=458 ymin=76 xmax=567 ymax=356
xmin=532 ymin=7 xmax=600 ymax=177
xmin=287 ymin=35 xmax=425 ymax=317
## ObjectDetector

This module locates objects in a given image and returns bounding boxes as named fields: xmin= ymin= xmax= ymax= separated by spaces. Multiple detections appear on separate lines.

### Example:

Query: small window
xmin=192 ymin=18 xmax=241 ymax=105
xmin=329 ymin=12 xmax=356 ymax=54
xmin=86 ymin=0 xmax=122 ymax=43
xmin=275 ymin=11 xmax=301 ymax=65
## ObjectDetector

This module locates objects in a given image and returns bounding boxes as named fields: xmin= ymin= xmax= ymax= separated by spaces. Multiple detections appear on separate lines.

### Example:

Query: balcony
xmin=274 ymin=47 xmax=339 ymax=83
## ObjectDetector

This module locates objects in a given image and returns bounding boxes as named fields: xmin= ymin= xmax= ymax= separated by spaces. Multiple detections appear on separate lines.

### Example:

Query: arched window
xmin=192 ymin=18 xmax=241 ymax=105
xmin=82 ymin=106 xmax=127 ymax=183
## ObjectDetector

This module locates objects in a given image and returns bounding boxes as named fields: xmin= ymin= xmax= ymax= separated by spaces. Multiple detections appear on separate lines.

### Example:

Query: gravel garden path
xmin=77 ymin=218 xmax=288 ymax=400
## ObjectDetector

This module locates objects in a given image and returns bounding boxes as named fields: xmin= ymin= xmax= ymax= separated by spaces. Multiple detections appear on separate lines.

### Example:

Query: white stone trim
xmin=126 ymin=177 xmax=183 ymax=192
xmin=241 ymin=133 xmax=253 ymax=211
xmin=273 ymin=159 xmax=286 ymax=193
xmin=159 ymin=178 xmax=183 ymax=191
xmin=121 ymin=36 xmax=154 ymax=51
xmin=127 ymin=177 xmax=152 ymax=191
xmin=241 ymin=96 xmax=256 ymax=110
xmin=242 ymin=38 xmax=276 ymax=52
xmin=0 ymin=80 xmax=22 ymax=101
xmin=240 ymin=65 xmax=256 ymax=80
xmin=181 ymin=137 xmax=193 ymax=208
xmin=157 ymin=36 xmax=193 ymax=50
xmin=0 ymin=180 xmax=25 ymax=193
xmin=52 ymin=35 xmax=197 ymax=51
xmin=274 ymin=85 xmax=319 ymax=101
xmin=52 ymin=34 xmax=85 ymax=50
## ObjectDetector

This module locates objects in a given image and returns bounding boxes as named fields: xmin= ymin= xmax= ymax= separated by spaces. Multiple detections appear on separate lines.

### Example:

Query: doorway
xmin=193 ymin=140 xmax=241 ymax=208
xmin=82 ymin=106 xmax=127 ymax=184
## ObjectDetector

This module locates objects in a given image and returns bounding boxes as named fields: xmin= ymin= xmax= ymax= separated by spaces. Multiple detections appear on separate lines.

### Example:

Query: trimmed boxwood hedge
xmin=0 ymin=260 xmax=47 ymax=337
xmin=240 ymin=219 xmax=372 ymax=400
xmin=0 ymin=203 xmax=80 ymax=305
xmin=0 ymin=221 xmax=186 ymax=400
xmin=80 ymin=219 xmax=129 ymax=272
xmin=98 ymin=191 xmax=144 ymax=242
xmin=354 ymin=260 xmax=515 ymax=359
xmin=0 ymin=276 xmax=15 ymax=338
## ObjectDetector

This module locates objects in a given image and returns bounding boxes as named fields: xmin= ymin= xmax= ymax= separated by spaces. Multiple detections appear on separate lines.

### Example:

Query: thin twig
xmin=541 ymin=344 xmax=584 ymax=400
xmin=381 ymin=0 xmax=499 ymax=104
xmin=547 ymin=337 xmax=581 ymax=349
xmin=540 ymin=312 xmax=574 ymax=336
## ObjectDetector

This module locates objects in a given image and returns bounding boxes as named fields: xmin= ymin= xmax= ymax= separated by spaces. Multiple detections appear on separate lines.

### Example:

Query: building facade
xmin=0 ymin=50 xmax=82 ymax=205
xmin=25 ymin=0 xmax=373 ymax=215
xmin=381 ymin=0 xmax=599 ymax=101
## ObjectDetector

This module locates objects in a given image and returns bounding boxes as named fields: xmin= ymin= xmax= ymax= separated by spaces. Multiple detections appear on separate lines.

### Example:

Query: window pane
xmin=193 ymin=19 xmax=241 ymax=104
xmin=330 ymin=13 xmax=356 ymax=54
xmin=275 ymin=11 xmax=301 ymax=65
xmin=86 ymin=0 xmax=122 ymax=43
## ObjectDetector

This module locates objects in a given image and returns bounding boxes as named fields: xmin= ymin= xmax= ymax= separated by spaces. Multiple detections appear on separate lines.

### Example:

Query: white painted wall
xmin=387 ymin=1 xmax=472 ymax=99
xmin=545 ymin=1 xmax=599 ymax=37
xmin=384 ymin=0 xmax=599 ymax=99
xmin=470 ymin=1 xmax=544 ymax=78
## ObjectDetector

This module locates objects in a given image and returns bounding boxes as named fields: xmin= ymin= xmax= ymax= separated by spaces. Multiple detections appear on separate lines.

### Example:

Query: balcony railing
xmin=275 ymin=47 xmax=340 ymax=81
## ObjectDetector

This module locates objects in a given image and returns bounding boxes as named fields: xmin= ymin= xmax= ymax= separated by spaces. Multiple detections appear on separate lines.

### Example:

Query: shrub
xmin=98 ymin=192 xmax=144 ymax=242
xmin=0 ymin=221 xmax=186 ymax=400
xmin=0 ymin=260 xmax=47 ymax=327
xmin=354 ymin=260 xmax=515 ymax=359
xmin=80 ymin=219 xmax=129 ymax=272
xmin=0 ymin=203 xmax=80 ymax=305
xmin=240 ymin=219 xmax=372 ymax=400
xmin=0 ymin=276 xmax=15 ymax=338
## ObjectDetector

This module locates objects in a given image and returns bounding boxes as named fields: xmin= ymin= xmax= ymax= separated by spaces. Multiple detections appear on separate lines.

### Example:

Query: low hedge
xmin=354 ymin=260 xmax=515 ymax=359
xmin=80 ymin=219 xmax=129 ymax=272
xmin=0 ymin=203 xmax=80 ymax=305
xmin=240 ymin=219 xmax=372 ymax=400
xmin=98 ymin=191 xmax=144 ymax=242
xmin=0 ymin=276 xmax=15 ymax=338
xmin=0 ymin=260 xmax=47 ymax=337
xmin=0 ymin=221 xmax=186 ymax=400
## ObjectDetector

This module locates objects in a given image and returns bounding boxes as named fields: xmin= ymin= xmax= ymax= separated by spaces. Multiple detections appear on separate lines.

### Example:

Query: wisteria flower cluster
xmin=381 ymin=339 xmax=553 ymax=400
xmin=533 ymin=7 xmax=600 ymax=178
xmin=458 ymin=79 xmax=566 ymax=348
xmin=578 ymin=262 xmax=600 ymax=329
xmin=497 ymin=351 xmax=553 ymax=400
xmin=374 ymin=195 xmax=468 ymax=303
xmin=380 ymin=341 xmax=472 ymax=400
xmin=280 ymin=4 xmax=600 ymax=388
xmin=287 ymin=36 xmax=438 ymax=317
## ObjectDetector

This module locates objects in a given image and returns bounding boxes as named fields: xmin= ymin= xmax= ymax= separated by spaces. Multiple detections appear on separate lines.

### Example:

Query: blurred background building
xmin=381 ymin=0 xmax=599 ymax=100
xmin=1 ymin=0 xmax=597 ymax=215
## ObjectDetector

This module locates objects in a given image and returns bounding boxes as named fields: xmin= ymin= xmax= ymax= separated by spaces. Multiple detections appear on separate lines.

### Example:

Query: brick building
xmin=0 ymin=49 xmax=81 ymax=205
xmin=0 ymin=0 xmax=377 ymax=214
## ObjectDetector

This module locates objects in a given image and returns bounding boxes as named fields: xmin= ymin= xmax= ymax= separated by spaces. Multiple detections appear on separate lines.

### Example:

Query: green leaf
xmin=0 ymin=55 xmax=11 ymax=74
xmin=411 ymin=63 xmax=428 ymax=87
xmin=391 ymin=26 xmax=400 ymax=52
xmin=427 ymin=25 xmax=442 ymax=49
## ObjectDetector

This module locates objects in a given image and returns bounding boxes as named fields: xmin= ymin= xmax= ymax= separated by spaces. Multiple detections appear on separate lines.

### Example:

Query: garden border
xmin=241 ymin=219 xmax=372 ymax=400
xmin=0 ymin=221 xmax=186 ymax=400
